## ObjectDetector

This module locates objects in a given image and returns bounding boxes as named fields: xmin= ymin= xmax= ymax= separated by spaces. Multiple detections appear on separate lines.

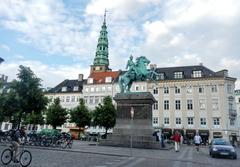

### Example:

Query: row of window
xmin=48 ymin=95 xmax=107 ymax=105
xmin=152 ymin=117 xmax=226 ymax=126
xmin=62 ymin=86 xmax=79 ymax=92
xmin=77 ymin=84 xmax=232 ymax=94
xmin=87 ymin=77 xmax=112 ymax=84
xmin=85 ymin=86 xmax=112 ymax=93
xmin=157 ymin=70 xmax=203 ymax=80
xmin=48 ymin=96 xmax=81 ymax=103
xmin=84 ymin=96 xmax=106 ymax=105
xmin=98 ymin=46 xmax=107 ymax=51
xmin=153 ymin=99 xmax=220 ymax=111
xmin=153 ymin=85 xmax=219 ymax=95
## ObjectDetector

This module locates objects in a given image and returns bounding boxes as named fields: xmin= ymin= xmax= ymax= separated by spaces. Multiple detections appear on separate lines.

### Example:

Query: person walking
xmin=161 ymin=133 xmax=165 ymax=148
xmin=171 ymin=131 xmax=181 ymax=152
xmin=194 ymin=132 xmax=202 ymax=152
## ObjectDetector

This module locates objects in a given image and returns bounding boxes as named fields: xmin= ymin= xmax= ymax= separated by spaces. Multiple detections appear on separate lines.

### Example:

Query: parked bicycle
xmin=61 ymin=132 xmax=73 ymax=149
xmin=1 ymin=142 xmax=32 ymax=167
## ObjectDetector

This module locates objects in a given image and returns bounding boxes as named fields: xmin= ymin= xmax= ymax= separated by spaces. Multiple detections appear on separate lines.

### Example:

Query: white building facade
xmin=235 ymin=90 xmax=240 ymax=137
xmin=146 ymin=67 xmax=237 ymax=143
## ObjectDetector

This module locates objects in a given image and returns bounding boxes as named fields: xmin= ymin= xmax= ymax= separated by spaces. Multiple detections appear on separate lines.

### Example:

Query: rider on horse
xmin=125 ymin=55 xmax=137 ymax=77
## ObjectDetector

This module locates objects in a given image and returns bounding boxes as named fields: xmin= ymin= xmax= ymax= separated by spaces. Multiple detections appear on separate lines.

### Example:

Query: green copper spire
xmin=93 ymin=10 xmax=109 ymax=67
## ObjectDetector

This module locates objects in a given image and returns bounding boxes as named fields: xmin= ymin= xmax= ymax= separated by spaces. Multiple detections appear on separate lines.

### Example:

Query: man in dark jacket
xmin=11 ymin=126 xmax=27 ymax=162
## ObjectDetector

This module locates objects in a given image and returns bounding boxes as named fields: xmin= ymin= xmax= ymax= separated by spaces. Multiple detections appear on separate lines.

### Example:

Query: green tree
xmin=0 ymin=82 xmax=22 ymax=127
xmin=8 ymin=65 xmax=48 ymax=128
xmin=23 ymin=112 xmax=45 ymax=128
xmin=92 ymin=96 xmax=116 ymax=138
xmin=70 ymin=98 xmax=91 ymax=138
xmin=0 ymin=95 xmax=6 ymax=122
xmin=0 ymin=80 xmax=11 ymax=123
xmin=46 ymin=98 xmax=68 ymax=129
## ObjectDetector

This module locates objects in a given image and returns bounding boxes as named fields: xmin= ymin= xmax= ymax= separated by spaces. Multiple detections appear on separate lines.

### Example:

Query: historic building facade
xmin=147 ymin=67 xmax=237 ymax=143
xmin=235 ymin=90 xmax=240 ymax=137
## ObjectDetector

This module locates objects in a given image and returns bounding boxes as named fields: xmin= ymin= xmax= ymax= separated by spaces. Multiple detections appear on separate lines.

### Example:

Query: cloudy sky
xmin=0 ymin=0 xmax=240 ymax=89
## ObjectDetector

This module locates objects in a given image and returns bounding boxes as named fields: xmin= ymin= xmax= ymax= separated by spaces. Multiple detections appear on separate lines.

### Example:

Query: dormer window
xmin=88 ymin=78 xmax=93 ymax=84
xmin=192 ymin=70 xmax=202 ymax=78
xmin=62 ymin=87 xmax=67 ymax=92
xmin=73 ymin=86 xmax=78 ymax=91
xmin=174 ymin=72 xmax=183 ymax=79
xmin=105 ymin=77 xmax=112 ymax=83
xmin=156 ymin=73 xmax=165 ymax=80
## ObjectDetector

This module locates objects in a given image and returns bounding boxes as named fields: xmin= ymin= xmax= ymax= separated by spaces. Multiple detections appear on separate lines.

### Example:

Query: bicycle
xmin=61 ymin=138 xmax=73 ymax=149
xmin=61 ymin=132 xmax=73 ymax=149
xmin=1 ymin=142 xmax=32 ymax=167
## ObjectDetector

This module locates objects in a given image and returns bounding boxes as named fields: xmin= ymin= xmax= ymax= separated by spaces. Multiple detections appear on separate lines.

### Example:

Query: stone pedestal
xmin=100 ymin=92 xmax=161 ymax=149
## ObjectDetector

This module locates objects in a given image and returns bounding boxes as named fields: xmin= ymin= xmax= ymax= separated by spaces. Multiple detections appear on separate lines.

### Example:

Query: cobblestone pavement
xmin=0 ymin=141 xmax=239 ymax=167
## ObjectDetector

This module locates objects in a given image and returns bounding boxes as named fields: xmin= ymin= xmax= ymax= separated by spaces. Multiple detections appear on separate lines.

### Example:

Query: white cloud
xmin=143 ymin=21 xmax=169 ymax=43
xmin=165 ymin=0 xmax=240 ymax=27
xmin=0 ymin=0 xmax=240 ymax=90
xmin=0 ymin=59 xmax=90 ymax=88
xmin=173 ymin=53 xmax=202 ymax=66
xmin=85 ymin=0 xmax=161 ymax=18
xmin=169 ymin=33 xmax=184 ymax=46
xmin=0 ymin=44 xmax=10 ymax=51
xmin=0 ymin=0 xmax=95 ymax=62
xmin=220 ymin=58 xmax=240 ymax=68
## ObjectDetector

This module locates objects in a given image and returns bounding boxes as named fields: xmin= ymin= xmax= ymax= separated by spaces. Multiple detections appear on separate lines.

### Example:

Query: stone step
xmin=113 ymin=128 xmax=153 ymax=136
xmin=100 ymin=138 xmax=161 ymax=149
xmin=107 ymin=134 xmax=155 ymax=141
xmin=100 ymin=133 xmax=162 ymax=149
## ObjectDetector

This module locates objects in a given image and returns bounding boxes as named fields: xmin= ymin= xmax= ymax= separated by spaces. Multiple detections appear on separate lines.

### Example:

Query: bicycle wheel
xmin=68 ymin=140 xmax=73 ymax=149
xmin=19 ymin=150 xmax=32 ymax=167
xmin=61 ymin=140 xmax=67 ymax=149
xmin=1 ymin=148 xmax=12 ymax=165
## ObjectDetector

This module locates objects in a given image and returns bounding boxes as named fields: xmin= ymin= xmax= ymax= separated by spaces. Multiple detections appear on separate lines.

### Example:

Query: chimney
xmin=215 ymin=69 xmax=228 ymax=77
xmin=78 ymin=74 xmax=83 ymax=81
xmin=150 ymin=64 xmax=157 ymax=69
xmin=199 ymin=62 xmax=203 ymax=66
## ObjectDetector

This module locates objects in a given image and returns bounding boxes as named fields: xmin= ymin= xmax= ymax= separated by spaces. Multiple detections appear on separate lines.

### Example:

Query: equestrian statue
xmin=119 ymin=55 xmax=160 ymax=93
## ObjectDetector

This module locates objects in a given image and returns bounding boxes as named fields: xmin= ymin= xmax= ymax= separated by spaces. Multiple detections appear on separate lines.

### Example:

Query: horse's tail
xmin=118 ymin=75 xmax=124 ymax=93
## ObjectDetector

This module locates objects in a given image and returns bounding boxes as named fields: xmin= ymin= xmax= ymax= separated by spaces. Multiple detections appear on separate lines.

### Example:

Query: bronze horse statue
xmin=119 ymin=56 xmax=155 ymax=93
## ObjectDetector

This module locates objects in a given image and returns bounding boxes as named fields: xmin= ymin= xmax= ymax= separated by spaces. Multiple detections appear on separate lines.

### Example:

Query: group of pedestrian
xmin=171 ymin=131 xmax=202 ymax=152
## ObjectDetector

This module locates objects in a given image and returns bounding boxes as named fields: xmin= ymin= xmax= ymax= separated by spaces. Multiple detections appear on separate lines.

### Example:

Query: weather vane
xmin=104 ymin=9 xmax=108 ymax=23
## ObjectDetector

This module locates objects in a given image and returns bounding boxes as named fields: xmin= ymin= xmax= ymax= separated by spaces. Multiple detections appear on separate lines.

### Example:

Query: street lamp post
xmin=130 ymin=107 xmax=134 ymax=156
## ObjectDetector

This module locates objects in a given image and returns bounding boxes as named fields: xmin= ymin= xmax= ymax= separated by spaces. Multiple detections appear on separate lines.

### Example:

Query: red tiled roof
xmin=88 ymin=71 xmax=120 ymax=84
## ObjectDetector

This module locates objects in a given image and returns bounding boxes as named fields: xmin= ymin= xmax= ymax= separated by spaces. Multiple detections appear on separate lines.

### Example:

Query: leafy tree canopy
xmin=0 ymin=65 xmax=48 ymax=128
xmin=46 ymin=98 xmax=68 ymax=129
xmin=92 ymin=96 xmax=116 ymax=137
xmin=70 ymin=98 xmax=91 ymax=128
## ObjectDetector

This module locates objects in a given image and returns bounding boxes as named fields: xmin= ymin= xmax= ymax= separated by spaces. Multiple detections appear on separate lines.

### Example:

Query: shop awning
xmin=162 ymin=128 xmax=172 ymax=133
xmin=213 ymin=132 xmax=222 ymax=137
xmin=186 ymin=129 xmax=196 ymax=136
xmin=199 ymin=130 xmax=209 ymax=136
xmin=173 ymin=129 xmax=184 ymax=135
